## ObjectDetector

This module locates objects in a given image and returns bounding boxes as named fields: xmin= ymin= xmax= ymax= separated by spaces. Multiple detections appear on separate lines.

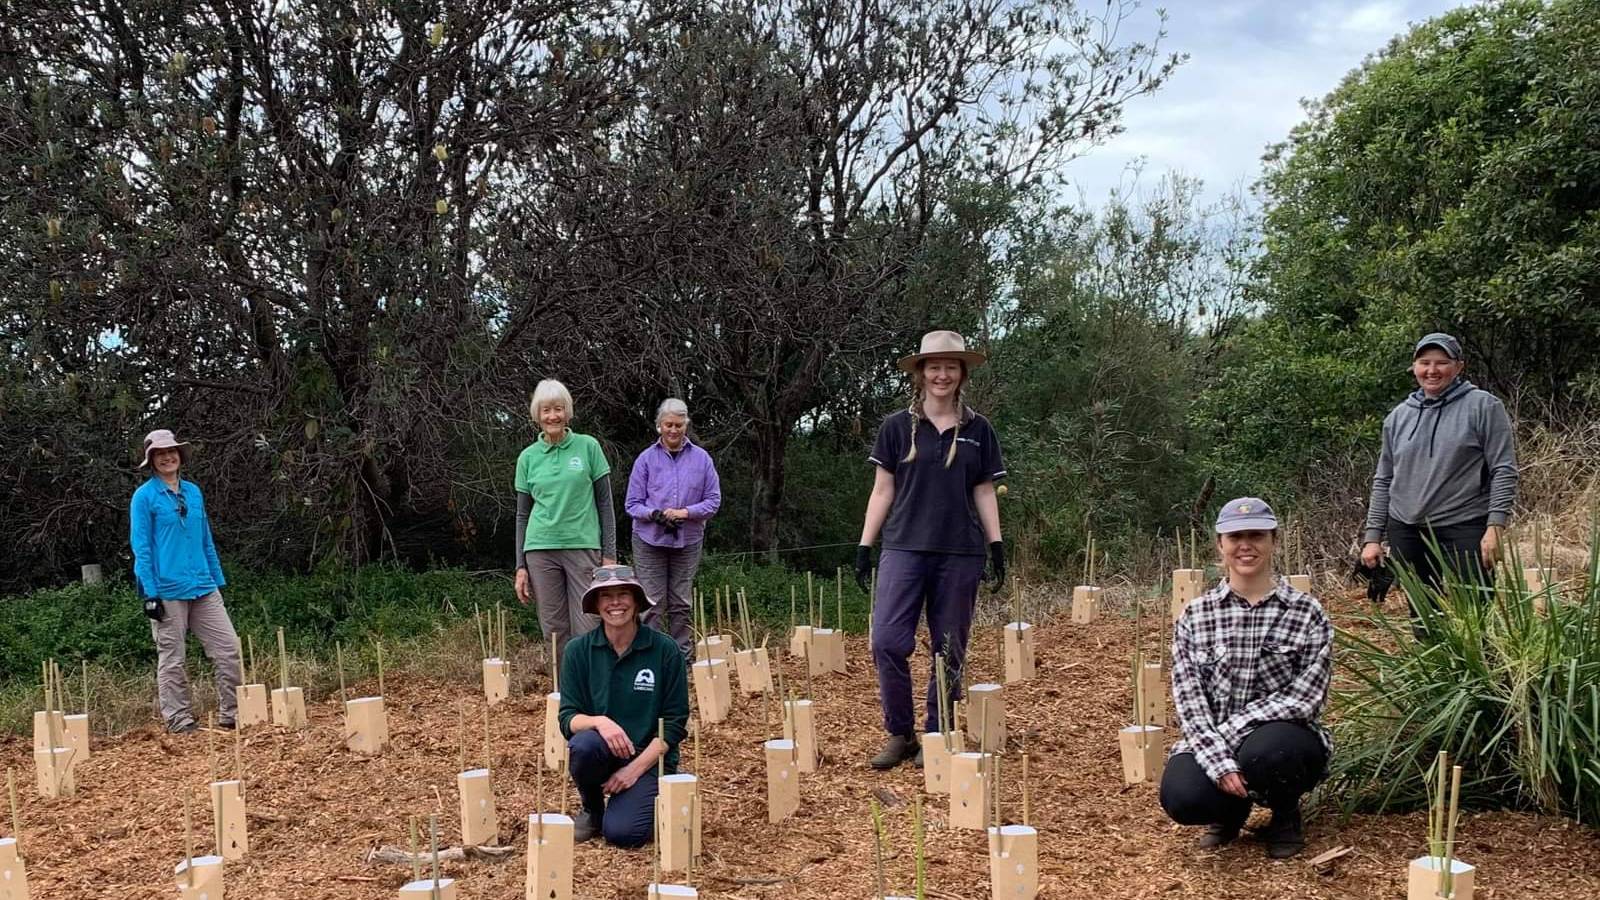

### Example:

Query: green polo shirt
xmin=514 ymin=431 xmax=611 ymax=551
xmin=558 ymin=623 xmax=689 ymax=772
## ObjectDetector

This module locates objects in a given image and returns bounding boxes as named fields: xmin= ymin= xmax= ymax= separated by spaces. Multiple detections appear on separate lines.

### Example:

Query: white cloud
xmin=1061 ymin=0 xmax=1462 ymax=207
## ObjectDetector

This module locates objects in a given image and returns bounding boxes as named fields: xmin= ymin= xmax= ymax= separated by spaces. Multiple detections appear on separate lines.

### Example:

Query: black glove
xmin=144 ymin=596 xmax=166 ymax=620
xmin=1351 ymin=559 xmax=1394 ymax=605
xmin=987 ymin=540 xmax=1006 ymax=592
xmin=854 ymin=545 xmax=873 ymax=593
xmin=650 ymin=509 xmax=668 ymax=526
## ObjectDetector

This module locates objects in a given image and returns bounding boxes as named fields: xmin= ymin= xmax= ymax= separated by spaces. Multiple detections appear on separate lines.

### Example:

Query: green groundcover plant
xmin=1328 ymin=541 xmax=1600 ymax=823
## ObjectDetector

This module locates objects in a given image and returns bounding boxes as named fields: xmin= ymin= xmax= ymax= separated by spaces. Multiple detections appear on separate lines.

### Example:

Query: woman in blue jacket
xmin=130 ymin=429 xmax=243 ymax=733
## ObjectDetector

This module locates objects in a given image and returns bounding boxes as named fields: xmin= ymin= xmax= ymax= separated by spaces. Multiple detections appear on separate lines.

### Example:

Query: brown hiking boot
xmin=870 ymin=733 xmax=919 ymax=770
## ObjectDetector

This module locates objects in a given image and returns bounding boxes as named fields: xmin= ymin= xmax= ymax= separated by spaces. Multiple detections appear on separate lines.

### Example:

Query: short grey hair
xmin=530 ymin=379 xmax=574 ymax=423
xmin=655 ymin=398 xmax=689 ymax=425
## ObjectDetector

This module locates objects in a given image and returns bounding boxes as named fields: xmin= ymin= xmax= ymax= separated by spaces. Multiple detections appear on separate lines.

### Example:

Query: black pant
xmin=1387 ymin=517 xmax=1489 ymax=635
xmin=1159 ymin=721 xmax=1327 ymax=827
xmin=1387 ymin=516 xmax=1488 ymax=593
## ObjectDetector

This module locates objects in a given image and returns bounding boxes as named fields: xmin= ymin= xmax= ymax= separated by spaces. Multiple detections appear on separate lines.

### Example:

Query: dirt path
xmin=6 ymin=596 xmax=1599 ymax=899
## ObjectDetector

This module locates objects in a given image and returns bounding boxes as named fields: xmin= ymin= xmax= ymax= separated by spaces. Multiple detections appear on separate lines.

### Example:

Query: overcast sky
xmin=1063 ymin=1 xmax=1470 ymax=207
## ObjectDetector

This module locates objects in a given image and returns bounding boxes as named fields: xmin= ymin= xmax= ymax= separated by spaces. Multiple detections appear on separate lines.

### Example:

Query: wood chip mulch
xmin=5 ymin=591 xmax=1599 ymax=899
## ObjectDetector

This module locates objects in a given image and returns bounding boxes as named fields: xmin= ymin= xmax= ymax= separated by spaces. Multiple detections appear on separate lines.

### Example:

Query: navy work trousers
xmin=870 ymin=548 xmax=985 ymax=736
xmin=568 ymin=729 xmax=660 ymax=848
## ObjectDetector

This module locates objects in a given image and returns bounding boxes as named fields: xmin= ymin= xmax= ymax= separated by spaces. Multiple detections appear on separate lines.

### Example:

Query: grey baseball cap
xmin=1413 ymin=332 xmax=1462 ymax=360
xmin=1215 ymin=497 xmax=1279 ymax=534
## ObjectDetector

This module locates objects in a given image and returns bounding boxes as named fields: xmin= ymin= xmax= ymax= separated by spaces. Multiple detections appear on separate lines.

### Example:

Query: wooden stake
xmin=551 ymin=634 xmax=560 ymax=694
xmin=483 ymin=702 xmax=493 ymax=771
xmin=184 ymin=790 xmax=195 ymax=888
xmin=475 ymin=604 xmax=486 ymax=659
xmin=836 ymin=567 xmax=843 ymax=633
xmin=376 ymin=641 xmax=386 ymax=697
xmin=408 ymin=815 xmax=420 ymax=884
xmin=234 ymin=727 xmax=243 ymax=789
xmin=935 ymin=652 xmax=951 ymax=753
xmin=429 ymin=814 xmax=441 ymax=900
xmin=336 ymin=642 xmax=347 ymax=704
xmin=913 ymin=794 xmax=926 ymax=900
xmin=789 ymin=584 xmax=796 ymax=632
xmin=807 ymin=571 xmax=815 ymax=628
xmin=1443 ymin=764 xmax=1464 ymax=897
xmin=246 ymin=633 xmax=257 ymax=685
xmin=1022 ymin=729 xmax=1031 ymax=826
xmin=457 ymin=701 xmax=466 ymax=773
xmin=81 ymin=659 xmax=90 ymax=716
xmin=208 ymin=713 xmax=218 ymax=783
xmin=276 ymin=627 xmax=289 ymax=692
xmin=8 ymin=768 xmax=21 ymax=861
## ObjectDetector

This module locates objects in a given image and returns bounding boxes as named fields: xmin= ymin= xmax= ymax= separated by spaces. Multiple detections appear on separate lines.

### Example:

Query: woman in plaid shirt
xmin=1159 ymin=497 xmax=1332 ymax=859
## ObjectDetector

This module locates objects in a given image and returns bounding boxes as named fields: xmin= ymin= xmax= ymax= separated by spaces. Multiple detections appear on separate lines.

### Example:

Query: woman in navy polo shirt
xmin=854 ymin=330 xmax=1007 ymax=770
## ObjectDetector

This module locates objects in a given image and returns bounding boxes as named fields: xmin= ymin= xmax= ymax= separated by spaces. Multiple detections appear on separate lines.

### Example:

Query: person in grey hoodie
xmin=1361 ymin=333 xmax=1518 ymax=607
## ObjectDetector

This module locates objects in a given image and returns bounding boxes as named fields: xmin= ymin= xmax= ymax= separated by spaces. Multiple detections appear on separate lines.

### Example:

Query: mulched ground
xmin=6 ymin=589 xmax=1600 ymax=899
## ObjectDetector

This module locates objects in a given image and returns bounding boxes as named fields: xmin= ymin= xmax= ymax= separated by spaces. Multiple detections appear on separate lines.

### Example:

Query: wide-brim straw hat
xmin=580 ymin=565 xmax=654 ymax=616
xmin=897 ymin=330 xmax=987 ymax=373
xmin=139 ymin=429 xmax=191 ymax=468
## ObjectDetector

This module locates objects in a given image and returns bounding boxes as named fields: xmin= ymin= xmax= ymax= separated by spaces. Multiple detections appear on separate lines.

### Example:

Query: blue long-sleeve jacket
xmin=130 ymin=478 xmax=226 ymax=600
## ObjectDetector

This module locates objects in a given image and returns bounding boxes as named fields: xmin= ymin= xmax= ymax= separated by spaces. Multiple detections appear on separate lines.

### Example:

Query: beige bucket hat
xmin=139 ymin=429 xmax=191 ymax=468
xmin=896 ymin=330 xmax=987 ymax=373
xmin=580 ymin=564 xmax=653 ymax=616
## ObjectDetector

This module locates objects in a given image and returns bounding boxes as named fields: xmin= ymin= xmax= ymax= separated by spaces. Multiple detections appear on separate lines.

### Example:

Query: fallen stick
xmin=367 ymin=844 xmax=516 ymax=865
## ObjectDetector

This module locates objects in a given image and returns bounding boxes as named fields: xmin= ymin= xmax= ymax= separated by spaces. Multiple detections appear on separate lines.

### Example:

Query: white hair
xmin=529 ymin=379 xmax=574 ymax=423
xmin=655 ymin=398 xmax=689 ymax=425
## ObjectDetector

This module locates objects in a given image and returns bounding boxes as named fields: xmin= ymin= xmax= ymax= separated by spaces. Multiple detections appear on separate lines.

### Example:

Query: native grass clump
xmin=1327 ymin=541 xmax=1600 ymax=823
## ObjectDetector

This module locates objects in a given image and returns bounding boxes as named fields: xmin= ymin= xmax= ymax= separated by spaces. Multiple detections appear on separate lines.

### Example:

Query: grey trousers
xmin=632 ymin=535 xmax=702 ymax=657
xmin=526 ymin=549 xmax=601 ymax=661
xmin=150 ymin=590 xmax=243 ymax=730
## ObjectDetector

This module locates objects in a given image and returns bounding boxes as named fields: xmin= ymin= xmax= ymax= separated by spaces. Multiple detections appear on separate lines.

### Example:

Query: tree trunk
xmin=749 ymin=421 xmax=790 ymax=562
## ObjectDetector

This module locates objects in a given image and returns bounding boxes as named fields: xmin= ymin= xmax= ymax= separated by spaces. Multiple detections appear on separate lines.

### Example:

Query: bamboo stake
xmin=913 ymin=794 xmax=926 ymax=900
xmin=376 ymin=641 xmax=386 ymax=697
xmin=1443 ymin=764 xmax=1464 ymax=897
xmin=336 ymin=642 xmax=347 ymax=705
xmin=8 ymin=769 xmax=21 ymax=861
xmin=789 ymin=584 xmax=796 ymax=632
xmin=276 ymin=627 xmax=289 ymax=692
xmin=234 ymin=726 xmax=243 ymax=790
xmin=483 ymin=701 xmax=493 ymax=771
xmin=935 ymin=652 xmax=951 ymax=753
xmin=408 ymin=815 xmax=420 ymax=884
xmin=43 ymin=661 xmax=59 ymax=790
xmin=807 ymin=571 xmax=815 ymax=628
xmin=184 ymin=789 xmax=195 ymax=888
xmin=551 ymin=633 xmax=560 ymax=694
xmin=474 ymin=604 xmax=486 ymax=659
xmin=871 ymin=797 xmax=887 ymax=900
xmin=429 ymin=814 xmax=441 ymax=900
xmin=1021 ymin=729 xmax=1030 ymax=827
xmin=836 ymin=567 xmax=843 ymax=633
xmin=457 ymin=701 xmax=466 ymax=773
xmin=208 ymin=713 xmax=218 ymax=783
xmin=652 ymin=766 xmax=663 ymax=890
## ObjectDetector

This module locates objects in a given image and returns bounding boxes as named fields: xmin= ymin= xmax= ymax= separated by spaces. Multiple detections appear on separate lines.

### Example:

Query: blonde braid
xmin=902 ymin=383 xmax=924 ymax=464
xmin=944 ymin=381 xmax=966 ymax=468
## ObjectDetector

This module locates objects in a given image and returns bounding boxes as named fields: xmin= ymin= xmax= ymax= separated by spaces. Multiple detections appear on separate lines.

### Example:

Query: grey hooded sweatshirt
xmin=1364 ymin=378 xmax=1518 ymax=543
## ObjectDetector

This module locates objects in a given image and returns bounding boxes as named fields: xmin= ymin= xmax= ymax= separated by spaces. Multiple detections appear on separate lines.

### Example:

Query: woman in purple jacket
xmin=624 ymin=399 xmax=721 ymax=656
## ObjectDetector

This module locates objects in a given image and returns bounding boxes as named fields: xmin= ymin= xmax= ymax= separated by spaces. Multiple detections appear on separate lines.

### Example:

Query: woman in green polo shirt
xmin=514 ymin=379 xmax=618 ymax=660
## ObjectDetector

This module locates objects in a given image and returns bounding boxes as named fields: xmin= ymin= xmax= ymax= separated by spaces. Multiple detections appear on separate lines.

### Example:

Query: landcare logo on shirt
xmin=633 ymin=668 xmax=655 ymax=692
xmin=568 ymin=456 xmax=585 ymax=471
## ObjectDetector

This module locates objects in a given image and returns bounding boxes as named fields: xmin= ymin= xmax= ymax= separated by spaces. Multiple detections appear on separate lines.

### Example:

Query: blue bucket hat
xmin=1215 ymin=497 xmax=1279 ymax=534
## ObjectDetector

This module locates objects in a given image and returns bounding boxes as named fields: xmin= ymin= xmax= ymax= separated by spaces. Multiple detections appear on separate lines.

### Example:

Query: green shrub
xmin=1328 ymin=547 xmax=1600 ymax=822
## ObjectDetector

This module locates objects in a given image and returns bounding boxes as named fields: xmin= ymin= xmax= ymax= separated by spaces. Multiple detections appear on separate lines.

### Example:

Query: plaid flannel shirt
xmin=1170 ymin=576 xmax=1333 ymax=782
